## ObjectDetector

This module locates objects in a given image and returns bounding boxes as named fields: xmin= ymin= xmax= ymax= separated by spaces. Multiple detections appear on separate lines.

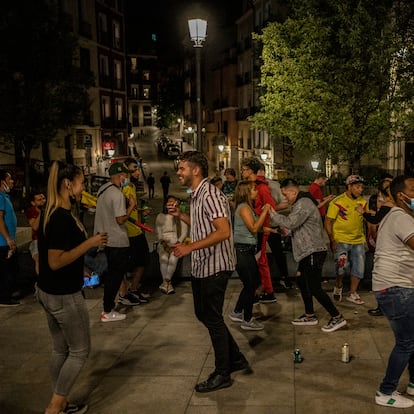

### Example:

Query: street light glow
xmin=188 ymin=19 xmax=207 ymax=47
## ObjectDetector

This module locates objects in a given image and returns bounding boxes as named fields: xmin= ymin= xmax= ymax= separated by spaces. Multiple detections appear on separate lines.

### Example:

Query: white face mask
xmin=401 ymin=193 xmax=414 ymax=211
xmin=2 ymin=182 xmax=10 ymax=193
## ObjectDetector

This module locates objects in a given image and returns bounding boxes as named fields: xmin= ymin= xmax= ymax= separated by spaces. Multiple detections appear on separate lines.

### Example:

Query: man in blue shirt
xmin=0 ymin=169 xmax=20 ymax=306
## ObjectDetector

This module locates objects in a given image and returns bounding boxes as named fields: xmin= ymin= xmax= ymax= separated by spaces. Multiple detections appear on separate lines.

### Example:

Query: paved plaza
xmin=1 ymin=278 xmax=413 ymax=414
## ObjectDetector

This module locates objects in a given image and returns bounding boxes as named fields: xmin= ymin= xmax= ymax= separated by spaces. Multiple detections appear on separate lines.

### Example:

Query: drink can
xmin=293 ymin=349 xmax=303 ymax=363
xmin=341 ymin=343 xmax=350 ymax=363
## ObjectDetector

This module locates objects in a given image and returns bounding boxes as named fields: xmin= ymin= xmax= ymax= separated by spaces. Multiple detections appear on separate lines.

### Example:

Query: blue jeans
xmin=335 ymin=242 xmax=365 ymax=279
xmin=37 ymin=288 xmax=90 ymax=396
xmin=235 ymin=244 xmax=261 ymax=321
xmin=375 ymin=287 xmax=414 ymax=394
xmin=191 ymin=272 xmax=244 ymax=375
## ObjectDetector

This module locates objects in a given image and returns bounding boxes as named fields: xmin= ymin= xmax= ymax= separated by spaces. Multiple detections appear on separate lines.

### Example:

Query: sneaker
xmin=166 ymin=281 xmax=175 ymax=295
xmin=321 ymin=315 xmax=347 ymax=332
xmin=332 ymin=286 xmax=342 ymax=302
xmin=375 ymin=391 xmax=414 ymax=408
xmin=291 ymin=314 xmax=319 ymax=326
xmin=100 ymin=310 xmax=126 ymax=323
xmin=280 ymin=278 xmax=293 ymax=289
xmin=130 ymin=290 xmax=149 ymax=303
xmin=0 ymin=299 xmax=21 ymax=307
xmin=407 ymin=382 xmax=414 ymax=396
xmin=258 ymin=292 xmax=277 ymax=303
xmin=346 ymin=292 xmax=364 ymax=305
xmin=229 ymin=310 xmax=244 ymax=323
xmin=61 ymin=403 xmax=89 ymax=414
xmin=118 ymin=292 xmax=141 ymax=306
xmin=159 ymin=281 xmax=169 ymax=294
xmin=241 ymin=317 xmax=264 ymax=331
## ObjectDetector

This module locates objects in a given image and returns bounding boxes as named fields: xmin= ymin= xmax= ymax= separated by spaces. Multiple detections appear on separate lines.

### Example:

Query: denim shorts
xmin=335 ymin=242 xmax=365 ymax=279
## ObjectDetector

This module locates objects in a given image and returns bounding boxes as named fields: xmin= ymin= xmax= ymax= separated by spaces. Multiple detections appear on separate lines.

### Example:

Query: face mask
xmin=121 ymin=178 xmax=130 ymax=188
xmin=3 ymin=183 xmax=10 ymax=193
xmin=402 ymin=193 xmax=414 ymax=210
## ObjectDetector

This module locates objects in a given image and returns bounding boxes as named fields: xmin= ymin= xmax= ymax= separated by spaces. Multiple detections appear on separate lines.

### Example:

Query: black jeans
xmin=265 ymin=232 xmax=289 ymax=279
xmin=191 ymin=271 xmax=244 ymax=375
xmin=296 ymin=251 xmax=339 ymax=317
xmin=103 ymin=247 xmax=129 ymax=312
xmin=235 ymin=244 xmax=261 ymax=321
xmin=0 ymin=246 xmax=18 ymax=301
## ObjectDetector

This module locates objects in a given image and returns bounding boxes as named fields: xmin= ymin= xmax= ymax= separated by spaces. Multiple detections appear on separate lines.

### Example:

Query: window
xmin=114 ymin=59 xmax=123 ymax=89
xmin=113 ymin=20 xmax=121 ymax=49
xmin=115 ymin=97 xmax=123 ymax=121
xmin=99 ymin=55 xmax=109 ymax=76
xmin=143 ymin=86 xmax=150 ymax=99
xmin=143 ymin=71 xmax=150 ymax=81
xmin=80 ymin=48 xmax=91 ymax=72
xmin=101 ymin=95 xmax=111 ymax=119
xmin=98 ymin=12 xmax=108 ymax=42
xmin=130 ymin=57 xmax=138 ymax=73
xmin=131 ymin=86 xmax=138 ymax=99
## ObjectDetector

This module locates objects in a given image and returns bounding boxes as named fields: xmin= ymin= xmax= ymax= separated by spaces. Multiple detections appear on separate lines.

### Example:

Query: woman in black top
xmin=37 ymin=161 xmax=107 ymax=414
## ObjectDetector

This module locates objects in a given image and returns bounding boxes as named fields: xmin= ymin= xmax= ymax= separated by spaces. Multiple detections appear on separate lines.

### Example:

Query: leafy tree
xmin=0 ymin=0 xmax=94 ymax=188
xmin=252 ymin=0 xmax=414 ymax=172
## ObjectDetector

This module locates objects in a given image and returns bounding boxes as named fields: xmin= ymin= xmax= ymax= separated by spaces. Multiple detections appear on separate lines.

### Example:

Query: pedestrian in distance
xmin=0 ymin=169 xmax=20 ymax=307
xmin=156 ymin=195 xmax=189 ymax=295
xmin=25 ymin=190 xmax=46 ymax=275
xmin=171 ymin=151 xmax=251 ymax=393
xmin=229 ymin=180 xmax=272 ymax=331
xmin=94 ymin=162 xmax=136 ymax=322
xmin=372 ymin=175 xmax=414 ymax=409
xmin=160 ymin=171 xmax=171 ymax=202
xmin=146 ymin=172 xmax=155 ymax=199
xmin=37 ymin=161 xmax=107 ymax=414
xmin=325 ymin=175 xmax=367 ymax=305
xmin=269 ymin=179 xmax=347 ymax=333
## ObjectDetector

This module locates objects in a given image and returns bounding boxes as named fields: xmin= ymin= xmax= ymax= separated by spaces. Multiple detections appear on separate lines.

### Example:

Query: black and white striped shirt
xmin=190 ymin=178 xmax=236 ymax=278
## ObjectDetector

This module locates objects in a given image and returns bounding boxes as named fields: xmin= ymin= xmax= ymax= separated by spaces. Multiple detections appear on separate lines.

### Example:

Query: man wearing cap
xmin=325 ymin=175 xmax=367 ymax=304
xmin=94 ymin=162 xmax=137 ymax=322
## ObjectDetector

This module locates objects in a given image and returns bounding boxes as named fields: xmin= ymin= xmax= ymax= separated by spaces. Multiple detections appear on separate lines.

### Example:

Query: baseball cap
xmin=108 ymin=162 xmax=131 ymax=176
xmin=346 ymin=175 xmax=364 ymax=185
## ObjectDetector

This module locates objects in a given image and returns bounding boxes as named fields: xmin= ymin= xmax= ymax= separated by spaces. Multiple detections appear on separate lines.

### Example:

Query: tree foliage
xmin=0 ymin=0 xmax=94 ymax=186
xmin=252 ymin=0 xmax=414 ymax=172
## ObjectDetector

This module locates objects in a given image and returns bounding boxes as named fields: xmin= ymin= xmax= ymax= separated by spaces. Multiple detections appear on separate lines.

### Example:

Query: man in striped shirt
xmin=172 ymin=151 xmax=251 ymax=393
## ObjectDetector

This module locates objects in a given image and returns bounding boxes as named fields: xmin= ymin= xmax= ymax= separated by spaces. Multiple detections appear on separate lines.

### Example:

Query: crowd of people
xmin=0 ymin=152 xmax=413 ymax=411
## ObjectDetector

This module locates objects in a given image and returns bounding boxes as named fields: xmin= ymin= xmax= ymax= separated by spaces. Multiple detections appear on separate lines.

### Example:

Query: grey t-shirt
xmin=94 ymin=182 xmax=129 ymax=248
xmin=372 ymin=207 xmax=414 ymax=291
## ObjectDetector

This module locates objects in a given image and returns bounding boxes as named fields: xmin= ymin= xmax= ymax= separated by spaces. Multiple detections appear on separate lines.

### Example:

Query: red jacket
xmin=254 ymin=176 xmax=275 ymax=227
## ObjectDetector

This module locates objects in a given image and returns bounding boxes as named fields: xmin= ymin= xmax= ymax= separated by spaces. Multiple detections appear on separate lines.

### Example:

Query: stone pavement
xmin=1 ymin=278 xmax=413 ymax=414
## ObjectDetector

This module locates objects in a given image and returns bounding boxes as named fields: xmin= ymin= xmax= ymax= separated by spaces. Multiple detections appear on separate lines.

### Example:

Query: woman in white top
xmin=155 ymin=195 xmax=189 ymax=294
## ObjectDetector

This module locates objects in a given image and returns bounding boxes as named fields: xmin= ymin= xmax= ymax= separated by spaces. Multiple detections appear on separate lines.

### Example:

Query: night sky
xmin=125 ymin=0 xmax=241 ymax=58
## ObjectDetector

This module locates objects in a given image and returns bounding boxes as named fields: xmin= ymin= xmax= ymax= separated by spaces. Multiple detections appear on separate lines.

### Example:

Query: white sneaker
xmin=159 ymin=281 xmax=169 ymax=294
xmin=101 ymin=310 xmax=126 ymax=323
xmin=346 ymin=292 xmax=364 ymax=305
xmin=229 ymin=310 xmax=244 ymax=323
xmin=241 ymin=317 xmax=264 ymax=331
xmin=375 ymin=391 xmax=414 ymax=408
xmin=166 ymin=281 xmax=175 ymax=295
xmin=407 ymin=382 xmax=414 ymax=396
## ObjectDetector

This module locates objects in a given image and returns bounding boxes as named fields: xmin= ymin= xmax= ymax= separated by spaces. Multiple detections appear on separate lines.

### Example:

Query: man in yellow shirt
xmin=118 ymin=158 xmax=151 ymax=305
xmin=325 ymin=175 xmax=367 ymax=304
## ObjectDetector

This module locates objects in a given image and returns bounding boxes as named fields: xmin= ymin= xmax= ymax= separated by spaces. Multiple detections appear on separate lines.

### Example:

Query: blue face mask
xmin=402 ymin=193 xmax=414 ymax=210
xmin=121 ymin=178 xmax=130 ymax=188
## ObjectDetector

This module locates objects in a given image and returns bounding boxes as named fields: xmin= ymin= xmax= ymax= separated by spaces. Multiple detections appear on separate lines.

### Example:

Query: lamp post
xmin=188 ymin=18 xmax=207 ymax=153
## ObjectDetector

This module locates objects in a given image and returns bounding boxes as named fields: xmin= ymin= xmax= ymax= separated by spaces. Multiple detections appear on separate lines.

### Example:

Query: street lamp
xmin=260 ymin=152 xmax=268 ymax=161
xmin=311 ymin=160 xmax=319 ymax=171
xmin=188 ymin=18 xmax=207 ymax=153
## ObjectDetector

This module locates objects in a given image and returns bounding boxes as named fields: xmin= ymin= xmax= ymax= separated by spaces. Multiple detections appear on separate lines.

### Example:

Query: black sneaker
xmin=62 ymin=402 xmax=88 ymax=414
xmin=0 ymin=299 xmax=21 ymax=307
xmin=280 ymin=278 xmax=293 ymax=289
xmin=258 ymin=292 xmax=277 ymax=303
xmin=118 ymin=293 xmax=140 ymax=306
xmin=130 ymin=290 xmax=149 ymax=303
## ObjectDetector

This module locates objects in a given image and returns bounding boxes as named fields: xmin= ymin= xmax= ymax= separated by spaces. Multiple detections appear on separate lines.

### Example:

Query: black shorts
xmin=128 ymin=233 xmax=150 ymax=270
